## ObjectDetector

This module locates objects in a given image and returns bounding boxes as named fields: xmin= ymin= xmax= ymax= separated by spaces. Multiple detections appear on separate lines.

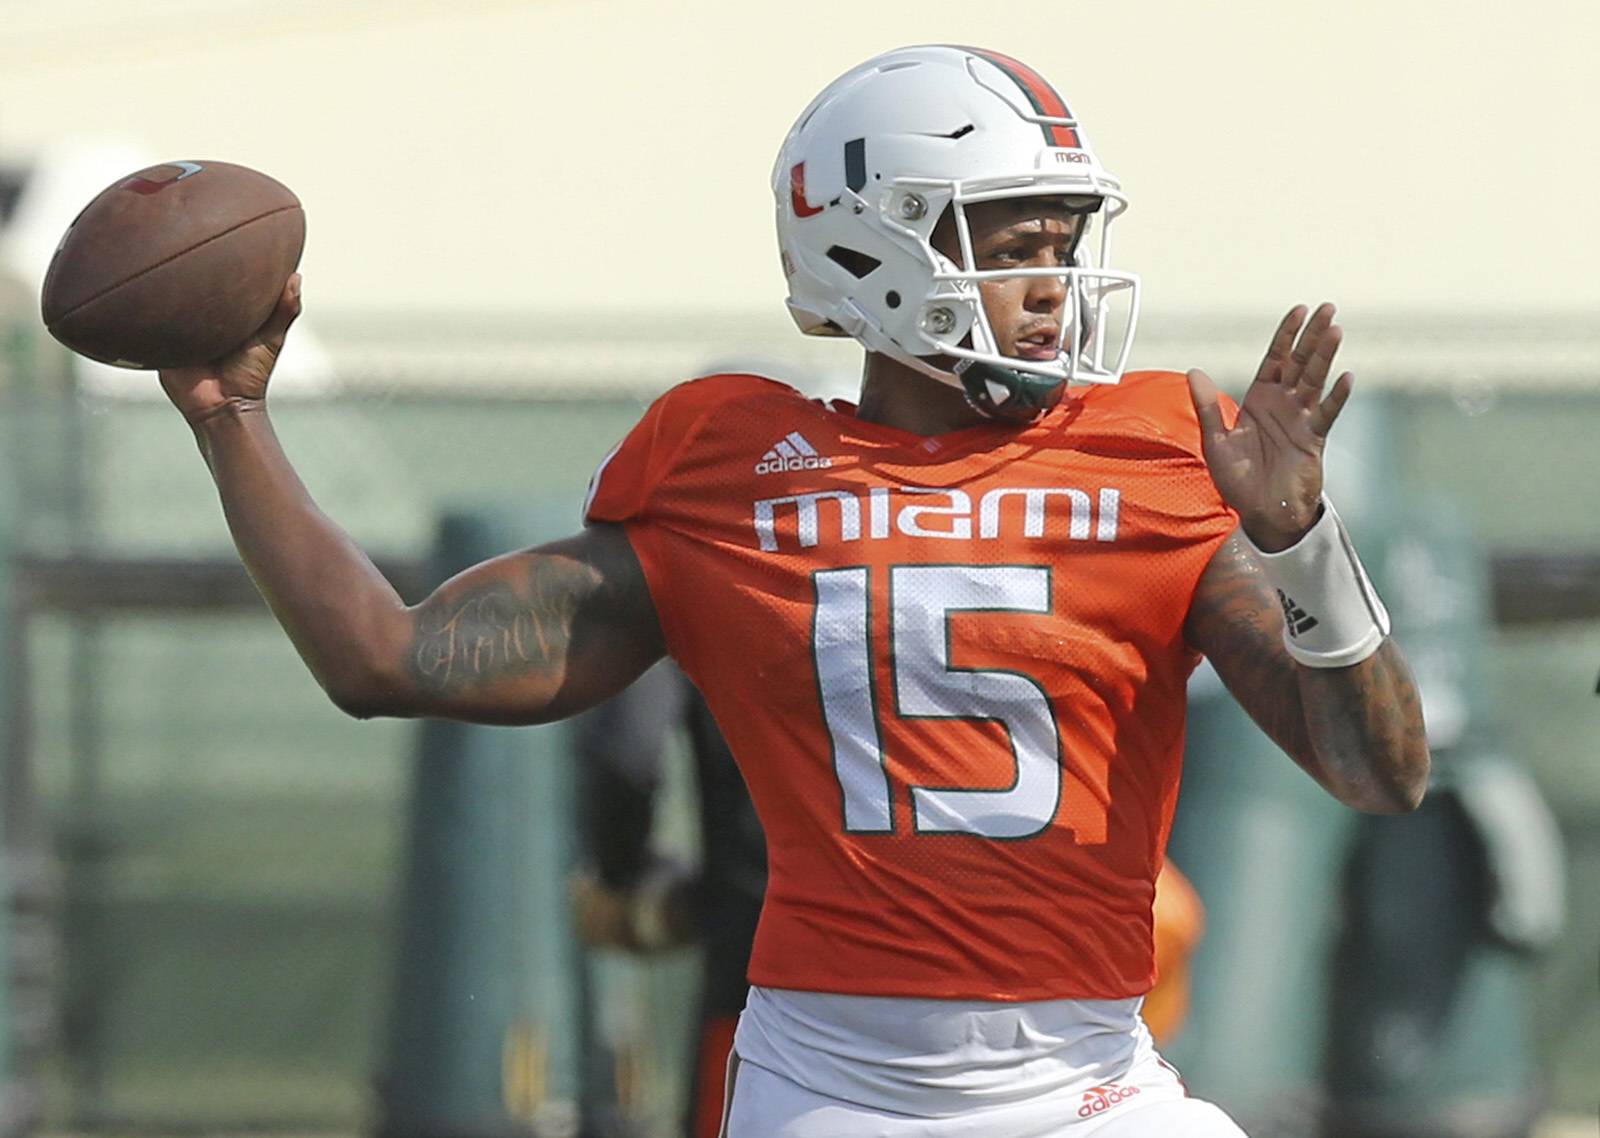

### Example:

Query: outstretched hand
xmin=159 ymin=272 xmax=302 ymax=425
xmin=1187 ymin=302 xmax=1354 ymax=552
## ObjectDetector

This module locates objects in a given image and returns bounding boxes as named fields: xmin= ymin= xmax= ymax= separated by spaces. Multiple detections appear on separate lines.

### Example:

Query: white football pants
xmin=719 ymin=1050 xmax=1248 ymax=1137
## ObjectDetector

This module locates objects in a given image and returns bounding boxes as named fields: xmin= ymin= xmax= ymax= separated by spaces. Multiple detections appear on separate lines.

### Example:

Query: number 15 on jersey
xmin=813 ymin=564 xmax=1109 ymax=843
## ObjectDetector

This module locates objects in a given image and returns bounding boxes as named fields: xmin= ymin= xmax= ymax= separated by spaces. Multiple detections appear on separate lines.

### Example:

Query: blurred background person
xmin=570 ymin=662 xmax=764 ymax=1138
xmin=1320 ymin=504 xmax=1566 ymax=1138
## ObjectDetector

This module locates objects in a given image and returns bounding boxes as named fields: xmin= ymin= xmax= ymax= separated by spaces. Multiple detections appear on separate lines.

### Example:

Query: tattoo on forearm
xmin=1189 ymin=533 xmax=1429 ymax=806
xmin=1187 ymin=538 xmax=1313 ymax=758
xmin=1299 ymin=643 xmax=1429 ymax=803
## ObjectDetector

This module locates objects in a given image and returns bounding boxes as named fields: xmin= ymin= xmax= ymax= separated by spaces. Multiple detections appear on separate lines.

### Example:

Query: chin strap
xmin=953 ymin=360 xmax=1066 ymax=424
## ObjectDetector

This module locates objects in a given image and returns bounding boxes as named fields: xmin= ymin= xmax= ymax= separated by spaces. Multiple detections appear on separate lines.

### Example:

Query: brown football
xmin=40 ymin=160 xmax=305 ymax=369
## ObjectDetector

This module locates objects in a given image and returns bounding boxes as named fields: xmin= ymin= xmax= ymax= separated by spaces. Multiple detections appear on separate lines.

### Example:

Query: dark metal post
xmin=377 ymin=509 xmax=588 ymax=1138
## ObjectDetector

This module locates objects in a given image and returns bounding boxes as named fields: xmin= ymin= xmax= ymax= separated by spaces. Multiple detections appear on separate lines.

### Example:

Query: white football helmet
xmin=773 ymin=45 xmax=1141 ymax=421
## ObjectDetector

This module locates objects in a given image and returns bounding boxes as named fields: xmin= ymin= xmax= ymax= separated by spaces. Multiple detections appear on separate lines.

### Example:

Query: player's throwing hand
xmin=158 ymin=273 xmax=303 ymax=425
xmin=1186 ymin=302 xmax=1355 ymax=552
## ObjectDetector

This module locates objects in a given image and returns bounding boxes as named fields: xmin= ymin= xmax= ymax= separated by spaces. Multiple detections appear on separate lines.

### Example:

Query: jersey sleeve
xmin=580 ymin=373 xmax=790 ymax=670
xmin=582 ymin=374 xmax=776 ymax=524
xmin=584 ymin=385 xmax=698 ymax=524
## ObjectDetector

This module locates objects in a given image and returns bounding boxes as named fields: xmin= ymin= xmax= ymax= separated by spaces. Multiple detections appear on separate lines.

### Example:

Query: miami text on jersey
xmin=753 ymin=485 xmax=1121 ymax=552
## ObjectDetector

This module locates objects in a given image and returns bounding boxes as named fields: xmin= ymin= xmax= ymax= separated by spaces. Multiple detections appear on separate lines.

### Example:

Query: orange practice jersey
xmin=585 ymin=371 xmax=1237 ymax=1001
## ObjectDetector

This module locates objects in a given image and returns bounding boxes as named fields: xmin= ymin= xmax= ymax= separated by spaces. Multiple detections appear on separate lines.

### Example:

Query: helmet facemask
xmin=913 ymin=189 xmax=1140 ymax=422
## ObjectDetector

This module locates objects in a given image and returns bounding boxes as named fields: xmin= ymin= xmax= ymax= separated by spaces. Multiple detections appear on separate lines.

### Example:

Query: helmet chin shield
xmin=954 ymin=360 xmax=1067 ymax=423
xmin=775 ymin=45 xmax=1143 ymax=422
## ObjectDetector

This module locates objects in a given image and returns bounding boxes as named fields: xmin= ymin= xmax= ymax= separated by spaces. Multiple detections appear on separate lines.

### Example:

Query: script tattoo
xmin=1298 ymin=641 xmax=1429 ymax=809
xmin=1185 ymin=535 xmax=1316 ymax=759
xmin=398 ymin=526 xmax=660 ymax=711
xmin=408 ymin=572 xmax=575 ymax=694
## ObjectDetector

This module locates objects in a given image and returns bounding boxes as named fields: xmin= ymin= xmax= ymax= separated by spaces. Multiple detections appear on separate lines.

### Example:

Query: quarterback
xmin=158 ymin=45 xmax=1428 ymax=1137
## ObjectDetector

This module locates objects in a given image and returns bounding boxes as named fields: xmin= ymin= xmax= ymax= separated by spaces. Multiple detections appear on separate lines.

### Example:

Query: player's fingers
xmin=1254 ymin=305 xmax=1307 ymax=384
xmin=1295 ymin=322 xmax=1342 ymax=394
xmin=1186 ymin=368 xmax=1229 ymax=439
xmin=1284 ymin=301 xmax=1335 ymax=384
xmin=253 ymin=274 xmax=303 ymax=352
xmin=1310 ymin=371 xmax=1354 ymax=436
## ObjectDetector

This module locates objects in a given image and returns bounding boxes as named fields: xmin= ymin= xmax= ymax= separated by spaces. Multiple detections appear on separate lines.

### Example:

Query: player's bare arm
xmin=399 ymin=524 xmax=663 ymax=722
xmin=1185 ymin=532 xmax=1428 ymax=812
xmin=159 ymin=276 xmax=664 ymax=724
xmin=1184 ymin=303 xmax=1430 ymax=813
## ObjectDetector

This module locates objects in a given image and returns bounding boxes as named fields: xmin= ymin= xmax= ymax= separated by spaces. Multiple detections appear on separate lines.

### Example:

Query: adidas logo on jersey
xmin=1077 ymin=1083 xmax=1141 ymax=1118
xmin=756 ymin=431 xmax=834 ymax=475
xmin=1276 ymin=588 xmax=1320 ymax=638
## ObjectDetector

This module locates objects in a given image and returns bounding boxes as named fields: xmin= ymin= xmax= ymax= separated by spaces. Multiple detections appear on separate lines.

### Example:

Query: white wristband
xmin=1248 ymin=497 xmax=1391 ymax=668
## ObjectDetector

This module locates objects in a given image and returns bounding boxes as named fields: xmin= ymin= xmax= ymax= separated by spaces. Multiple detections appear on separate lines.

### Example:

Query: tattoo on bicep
xmin=409 ymin=584 xmax=549 ymax=691
xmin=408 ymin=561 xmax=589 ymax=693
xmin=403 ymin=525 xmax=659 ymax=701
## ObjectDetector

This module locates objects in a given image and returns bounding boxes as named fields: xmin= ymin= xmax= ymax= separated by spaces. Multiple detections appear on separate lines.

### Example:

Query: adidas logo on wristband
xmin=1276 ymin=589 xmax=1320 ymax=638
xmin=1252 ymin=497 xmax=1391 ymax=668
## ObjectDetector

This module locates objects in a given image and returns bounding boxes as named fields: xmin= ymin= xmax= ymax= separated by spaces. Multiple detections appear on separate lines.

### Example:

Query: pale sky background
xmin=1 ymin=0 xmax=1595 ymax=329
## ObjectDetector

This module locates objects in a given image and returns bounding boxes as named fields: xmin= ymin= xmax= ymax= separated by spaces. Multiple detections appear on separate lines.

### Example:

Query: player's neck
xmin=856 ymin=353 xmax=990 ymax=437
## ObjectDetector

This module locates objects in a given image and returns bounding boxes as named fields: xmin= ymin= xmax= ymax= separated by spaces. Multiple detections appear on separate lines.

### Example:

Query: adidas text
xmin=756 ymin=430 xmax=832 ymax=475
xmin=1078 ymin=1083 xmax=1141 ymax=1118
xmin=756 ymin=455 xmax=834 ymax=475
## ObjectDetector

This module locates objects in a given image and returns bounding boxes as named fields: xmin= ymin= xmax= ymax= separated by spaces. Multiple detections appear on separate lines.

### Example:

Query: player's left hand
xmin=1187 ymin=302 xmax=1354 ymax=552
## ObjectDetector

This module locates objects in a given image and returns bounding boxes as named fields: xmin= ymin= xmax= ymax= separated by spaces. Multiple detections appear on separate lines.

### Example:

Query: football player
xmin=158 ymin=44 xmax=1428 ymax=1137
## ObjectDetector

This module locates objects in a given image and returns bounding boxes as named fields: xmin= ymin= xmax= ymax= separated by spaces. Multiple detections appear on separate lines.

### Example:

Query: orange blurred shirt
xmin=585 ymin=371 xmax=1236 ymax=1001
xmin=1146 ymin=862 xmax=1207 ymax=1044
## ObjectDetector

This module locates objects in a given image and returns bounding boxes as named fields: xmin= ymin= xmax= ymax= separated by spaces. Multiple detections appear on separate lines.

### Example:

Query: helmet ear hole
xmin=826 ymin=245 xmax=882 ymax=279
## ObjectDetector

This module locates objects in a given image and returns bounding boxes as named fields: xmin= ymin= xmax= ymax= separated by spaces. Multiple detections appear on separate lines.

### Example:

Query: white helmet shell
xmin=773 ymin=45 xmax=1141 ymax=408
